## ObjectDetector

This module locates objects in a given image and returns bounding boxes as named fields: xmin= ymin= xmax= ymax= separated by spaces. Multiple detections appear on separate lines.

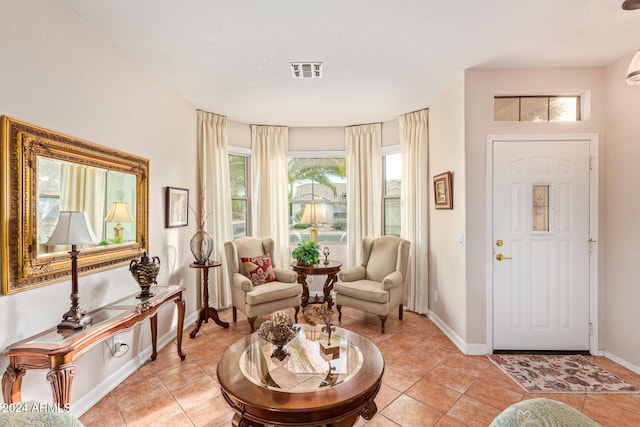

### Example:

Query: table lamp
xmin=104 ymin=201 xmax=134 ymax=242
xmin=46 ymin=211 xmax=97 ymax=329
xmin=300 ymin=201 xmax=327 ymax=243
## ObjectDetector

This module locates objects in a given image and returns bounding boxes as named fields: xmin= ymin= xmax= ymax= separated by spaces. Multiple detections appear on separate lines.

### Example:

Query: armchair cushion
xmin=241 ymin=253 xmax=276 ymax=286
xmin=334 ymin=280 xmax=389 ymax=304
xmin=246 ymin=281 xmax=302 ymax=305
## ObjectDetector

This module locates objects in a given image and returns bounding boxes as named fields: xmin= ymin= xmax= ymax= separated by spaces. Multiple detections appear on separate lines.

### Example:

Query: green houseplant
xmin=291 ymin=240 xmax=320 ymax=266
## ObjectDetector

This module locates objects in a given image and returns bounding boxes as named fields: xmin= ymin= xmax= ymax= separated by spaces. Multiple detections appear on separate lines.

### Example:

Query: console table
xmin=291 ymin=261 xmax=342 ymax=307
xmin=2 ymin=285 xmax=186 ymax=408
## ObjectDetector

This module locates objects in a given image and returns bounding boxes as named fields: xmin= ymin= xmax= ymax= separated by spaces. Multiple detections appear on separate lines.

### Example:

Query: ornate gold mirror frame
xmin=1 ymin=116 xmax=149 ymax=294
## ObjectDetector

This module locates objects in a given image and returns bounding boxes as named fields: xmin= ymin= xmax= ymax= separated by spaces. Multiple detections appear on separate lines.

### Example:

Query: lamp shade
xmin=300 ymin=201 xmax=327 ymax=225
xmin=627 ymin=50 xmax=640 ymax=86
xmin=46 ymin=211 xmax=98 ymax=245
xmin=104 ymin=201 xmax=134 ymax=223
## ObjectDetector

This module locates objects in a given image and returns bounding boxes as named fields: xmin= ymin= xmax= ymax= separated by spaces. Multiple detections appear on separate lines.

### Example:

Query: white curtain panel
xmin=60 ymin=163 xmax=106 ymax=241
xmin=251 ymin=125 xmax=290 ymax=267
xmin=400 ymin=109 xmax=429 ymax=314
xmin=197 ymin=111 xmax=233 ymax=308
xmin=345 ymin=123 xmax=382 ymax=267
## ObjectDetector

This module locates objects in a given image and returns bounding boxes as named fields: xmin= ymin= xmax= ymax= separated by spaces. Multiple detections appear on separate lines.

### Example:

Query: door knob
xmin=496 ymin=253 xmax=512 ymax=261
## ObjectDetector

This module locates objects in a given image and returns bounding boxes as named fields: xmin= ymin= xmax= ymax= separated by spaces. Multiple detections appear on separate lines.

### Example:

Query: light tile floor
xmin=80 ymin=307 xmax=640 ymax=426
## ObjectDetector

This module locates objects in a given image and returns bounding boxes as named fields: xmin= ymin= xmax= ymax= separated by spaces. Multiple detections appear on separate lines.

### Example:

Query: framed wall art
xmin=433 ymin=171 xmax=453 ymax=209
xmin=165 ymin=187 xmax=189 ymax=228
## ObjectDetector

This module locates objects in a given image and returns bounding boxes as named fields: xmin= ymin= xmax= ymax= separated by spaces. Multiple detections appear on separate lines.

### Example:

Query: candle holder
xmin=323 ymin=246 xmax=330 ymax=265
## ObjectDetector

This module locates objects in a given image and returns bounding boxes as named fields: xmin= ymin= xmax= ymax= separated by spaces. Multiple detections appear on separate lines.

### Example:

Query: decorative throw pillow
xmin=241 ymin=254 xmax=276 ymax=286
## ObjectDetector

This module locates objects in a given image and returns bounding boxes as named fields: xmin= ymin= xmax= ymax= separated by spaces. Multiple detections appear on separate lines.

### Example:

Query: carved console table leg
xmin=2 ymin=365 xmax=25 ymax=404
xmin=45 ymin=363 xmax=76 ymax=408
xmin=175 ymin=298 xmax=186 ymax=360
xmin=150 ymin=314 xmax=158 ymax=361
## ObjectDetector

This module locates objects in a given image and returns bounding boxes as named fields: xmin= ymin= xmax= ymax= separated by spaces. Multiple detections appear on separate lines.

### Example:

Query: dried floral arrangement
xmin=257 ymin=311 xmax=299 ymax=345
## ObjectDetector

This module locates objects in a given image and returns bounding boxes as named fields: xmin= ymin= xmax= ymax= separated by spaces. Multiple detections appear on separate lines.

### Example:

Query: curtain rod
xmin=196 ymin=109 xmax=226 ymax=118
xmin=344 ymin=122 xmax=382 ymax=128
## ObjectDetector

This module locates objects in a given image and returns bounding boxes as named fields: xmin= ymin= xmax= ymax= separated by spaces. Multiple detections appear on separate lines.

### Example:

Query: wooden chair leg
xmin=248 ymin=317 xmax=257 ymax=332
xmin=337 ymin=305 xmax=343 ymax=322
xmin=378 ymin=315 xmax=388 ymax=334
xmin=293 ymin=306 xmax=300 ymax=323
xmin=232 ymin=306 xmax=237 ymax=322
xmin=399 ymin=304 xmax=403 ymax=320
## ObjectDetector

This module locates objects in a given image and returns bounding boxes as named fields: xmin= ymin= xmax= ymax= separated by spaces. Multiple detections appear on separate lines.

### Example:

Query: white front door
xmin=492 ymin=139 xmax=591 ymax=351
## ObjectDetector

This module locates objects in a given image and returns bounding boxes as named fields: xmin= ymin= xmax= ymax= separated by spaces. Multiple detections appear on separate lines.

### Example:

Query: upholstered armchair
xmin=224 ymin=237 xmax=302 ymax=332
xmin=334 ymin=235 xmax=410 ymax=333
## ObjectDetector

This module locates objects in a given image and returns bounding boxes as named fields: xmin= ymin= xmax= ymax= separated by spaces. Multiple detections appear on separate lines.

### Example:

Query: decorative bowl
xmin=257 ymin=311 xmax=300 ymax=361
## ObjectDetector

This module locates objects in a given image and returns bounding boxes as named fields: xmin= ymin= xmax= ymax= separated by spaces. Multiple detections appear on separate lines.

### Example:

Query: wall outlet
xmin=434 ymin=289 xmax=439 ymax=302
xmin=113 ymin=337 xmax=123 ymax=353
xmin=455 ymin=233 xmax=465 ymax=247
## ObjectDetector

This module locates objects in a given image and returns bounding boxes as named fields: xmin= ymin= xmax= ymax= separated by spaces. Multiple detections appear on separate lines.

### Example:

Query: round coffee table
xmin=217 ymin=324 xmax=384 ymax=427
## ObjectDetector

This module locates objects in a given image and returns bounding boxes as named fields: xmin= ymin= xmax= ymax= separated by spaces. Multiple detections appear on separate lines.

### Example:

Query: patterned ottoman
xmin=490 ymin=398 xmax=600 ymax=427
xmin=0 ymin=401 xmax=84 ymax=426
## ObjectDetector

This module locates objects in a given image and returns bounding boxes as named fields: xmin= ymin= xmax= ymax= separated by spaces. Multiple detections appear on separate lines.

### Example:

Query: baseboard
xmin=603 ymin=351 xmax=640 ymax=376
xmin=427 ymin=310 xmax=488 ymax=355
xmin=72 ymin=310 xmax=199 ymax=417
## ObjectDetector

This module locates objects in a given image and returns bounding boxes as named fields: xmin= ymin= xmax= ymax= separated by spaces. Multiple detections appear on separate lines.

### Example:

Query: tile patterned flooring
xmin=80 ymin=307 xmax=640 ymax=426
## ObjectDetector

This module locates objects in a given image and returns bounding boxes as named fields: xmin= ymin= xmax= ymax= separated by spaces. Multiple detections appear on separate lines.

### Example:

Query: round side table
xmin=291 ymin=260 xmax=342 ymax=307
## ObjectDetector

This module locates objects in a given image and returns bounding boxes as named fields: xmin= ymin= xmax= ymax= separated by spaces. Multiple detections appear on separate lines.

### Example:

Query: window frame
xmin=382 ymin=146 xmax=401 ymax=237
xmin=228 ymin=147 xmax=251 ymax=238
xmin=494 ymin=95 xmax=582 ymax=122
xmin=288 ymin=150 xmax=347 ymax=245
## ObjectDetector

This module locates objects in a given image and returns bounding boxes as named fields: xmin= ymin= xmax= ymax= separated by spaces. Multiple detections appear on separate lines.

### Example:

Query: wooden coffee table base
xmin=223 ymin=382 xmax=380 ymax=427
xmin=217 ymin=327 xmax=383 ymax=427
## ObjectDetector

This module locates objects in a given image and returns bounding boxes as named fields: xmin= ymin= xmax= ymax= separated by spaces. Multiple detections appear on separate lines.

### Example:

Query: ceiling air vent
xmin=290 ymin=62 xmax=323 ymax=79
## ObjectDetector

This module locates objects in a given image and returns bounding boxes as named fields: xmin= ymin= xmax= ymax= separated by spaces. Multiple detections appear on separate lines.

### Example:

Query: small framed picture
xmin=165 ymin=187 xmax=189 ymax=228
xmin=433 ymin=172 xmax=453 ymax=210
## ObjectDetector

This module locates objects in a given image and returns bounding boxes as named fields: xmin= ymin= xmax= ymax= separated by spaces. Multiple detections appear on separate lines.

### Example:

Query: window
xmin=37 ymin=157 xmax=61 ymax=244
xmin=288 ymin=156 xmax=346 ymax=243
xmin=229 ymin=153 xmax=250 ymax=238
xmin=383 ymin=153 xmax=401 ymax=237
xmin=494 ymin=96 xmax=581 ymax=122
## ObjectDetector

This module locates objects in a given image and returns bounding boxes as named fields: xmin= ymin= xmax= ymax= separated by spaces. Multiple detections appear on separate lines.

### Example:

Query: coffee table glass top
xmin=239 ymin=325 xmax=363 ymax=393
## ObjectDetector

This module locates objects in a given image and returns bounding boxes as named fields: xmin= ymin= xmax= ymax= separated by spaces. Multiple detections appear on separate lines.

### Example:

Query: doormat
xmin=488 ymin=354 xmax=640 ymax=393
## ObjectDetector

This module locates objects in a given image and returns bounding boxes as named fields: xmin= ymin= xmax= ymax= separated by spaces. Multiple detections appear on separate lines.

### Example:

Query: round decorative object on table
xmin=129 ymin=252 xmax=160 ymax=298
xmin=257 ymin=311 xmax=300 ymax=361
xmin=190 ymin=229 xmax=214 ymax=264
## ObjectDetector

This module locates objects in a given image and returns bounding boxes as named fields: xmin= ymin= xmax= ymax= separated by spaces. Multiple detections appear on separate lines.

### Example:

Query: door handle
xmin=496 ymin=253 xmax=512 ymax=261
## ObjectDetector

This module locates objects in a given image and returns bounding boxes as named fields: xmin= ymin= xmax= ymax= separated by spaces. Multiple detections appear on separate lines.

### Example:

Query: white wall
xmin=464 ymin=67 xmax=605 ymax=348
xmin=428 ymin=75 xmax=467 ymax=342
xmin=601 ymin=53 xmax=640 ymax=371
xmin=0 ymin=1 xmax=197 ymax=416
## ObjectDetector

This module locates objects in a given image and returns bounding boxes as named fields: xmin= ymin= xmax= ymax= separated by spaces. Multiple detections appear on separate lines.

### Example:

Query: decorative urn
xmin=129 ymin=252 xmax=160 ymax=299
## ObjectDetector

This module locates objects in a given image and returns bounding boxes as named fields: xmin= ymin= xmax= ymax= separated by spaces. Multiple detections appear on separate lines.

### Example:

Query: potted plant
xmin=291 ymin=239 xmax=320 ymax=266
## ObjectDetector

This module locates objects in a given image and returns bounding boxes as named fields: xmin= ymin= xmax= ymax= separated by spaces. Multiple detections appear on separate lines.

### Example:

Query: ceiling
xmin=60 ymin=0 xmax=640 ymax=127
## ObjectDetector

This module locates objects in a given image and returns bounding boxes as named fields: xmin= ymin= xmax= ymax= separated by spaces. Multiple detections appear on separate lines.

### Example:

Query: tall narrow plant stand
xmin=189 ymin=262 xmax=229 ymax=338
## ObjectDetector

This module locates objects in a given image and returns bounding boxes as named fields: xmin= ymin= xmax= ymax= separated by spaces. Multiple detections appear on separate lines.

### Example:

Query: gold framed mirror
xmin=1 ymin=116 xmax=149 ymax=294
